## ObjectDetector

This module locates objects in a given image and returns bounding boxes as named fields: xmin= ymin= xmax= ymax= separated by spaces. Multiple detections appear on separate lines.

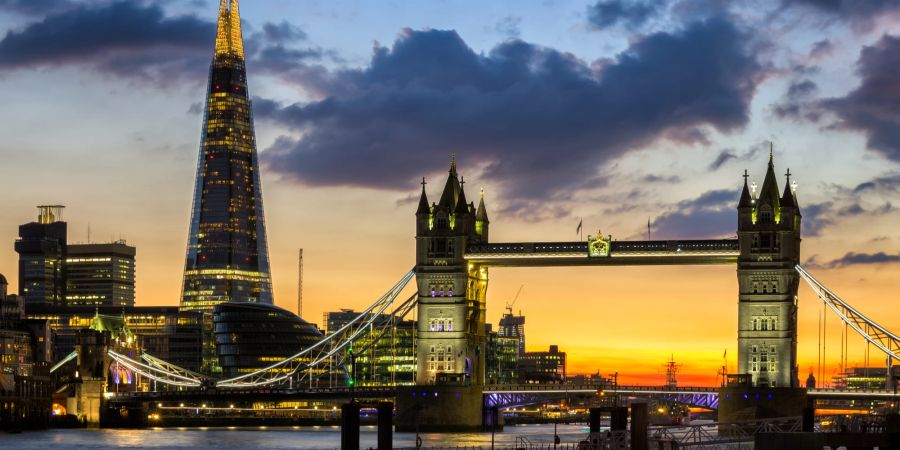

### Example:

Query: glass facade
xmin=214 ymin=302 xmax=333 ymax=381
xmin=181 ymin=0 xmax=273 ymax=312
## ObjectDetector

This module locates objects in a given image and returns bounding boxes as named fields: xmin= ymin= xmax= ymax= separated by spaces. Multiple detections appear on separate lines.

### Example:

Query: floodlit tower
xmin=736 ymin=147 xmax=802 ymax=388
xmin=181 ymin=0 xmax=274 ymax=312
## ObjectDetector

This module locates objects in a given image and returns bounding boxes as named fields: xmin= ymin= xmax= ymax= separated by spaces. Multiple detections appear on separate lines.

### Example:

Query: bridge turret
xmin=736 ymin=150 xmax=801 ymax=389
xmin=475 ymin=188 xmax=489 ymax=242
xmin=416 ymin=178 xmax=431 ymax=235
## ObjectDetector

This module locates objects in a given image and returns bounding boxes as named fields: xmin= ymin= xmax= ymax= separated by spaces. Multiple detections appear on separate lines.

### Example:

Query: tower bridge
xmin=50 ymin=154 xmax=900 ymax=431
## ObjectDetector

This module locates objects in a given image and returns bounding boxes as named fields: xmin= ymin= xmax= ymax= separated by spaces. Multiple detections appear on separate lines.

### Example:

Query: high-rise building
xmin=499 ymin=309 xmax=525 ymax=356
xmin=485 ymin=324 xmax=518 ymax=385
xmin=15 ymin=206 xmax=67 ymax=306
xmin=181 ymin=0 xmax=273 ymax=312
xmin=65 ymin=241 xmax=136 ymax=307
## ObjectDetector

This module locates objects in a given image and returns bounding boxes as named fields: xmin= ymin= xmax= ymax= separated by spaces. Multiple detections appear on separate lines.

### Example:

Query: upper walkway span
xmin=464 ymin=239 xmax=739 ymax=267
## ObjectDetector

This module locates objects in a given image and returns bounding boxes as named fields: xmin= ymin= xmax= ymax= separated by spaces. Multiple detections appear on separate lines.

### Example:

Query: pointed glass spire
xmin=215 ymin=0 xmax=244 ymax=59
xmin=181 ymin=1 xmax=272 ymax=312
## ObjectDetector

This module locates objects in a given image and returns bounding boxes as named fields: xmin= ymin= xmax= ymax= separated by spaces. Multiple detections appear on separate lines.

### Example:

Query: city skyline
xmin=3 ymin=0 xmax=900 ymax=386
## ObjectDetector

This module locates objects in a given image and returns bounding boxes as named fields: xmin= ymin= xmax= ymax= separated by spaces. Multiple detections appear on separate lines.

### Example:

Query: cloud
xmin=773 ymin=78 xmax=820 ymax=120
xmin=809 ymin=39 xmax=834 ymax=59
xmin=853 ymin=173 xmax=900 ymax=193
xmin=650 ymin=189 xmax=737 ymax=239
xmin=261 ymin=21 xmax=308 ymax=43
xmin=781 ymin=0 xmax=900 ymax=26
xmin=708 ymin=141 xmax=767 ymax=171
xmin=823 ymin=35 xmax=900 ymax=161
xmin=0 ymin=2 xmax=317 ymax=87
xmin=495 ymin=16 xmax=522 ymax=38
xmin=0 ymin=2 xmax=214 ymax=84
xmin=586 ymin=0 xmax=663 ymax=29
xmin=0 ymin=0 xmax=74 ymax=16
xmin=260 ymin=20 xmax=766 ymax=209
xmin=815 ymin=251 xmax=900 ymax=268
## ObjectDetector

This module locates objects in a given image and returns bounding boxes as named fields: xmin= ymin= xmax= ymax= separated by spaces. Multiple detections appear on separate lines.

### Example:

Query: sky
xmin=2 ymin=0 xmax=900 ymax=387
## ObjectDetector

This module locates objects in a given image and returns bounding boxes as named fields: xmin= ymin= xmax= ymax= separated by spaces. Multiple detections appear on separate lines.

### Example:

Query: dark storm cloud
xmin=0 ymin=0 xmax=74 ymax=16
xmin=260 ymin=20 xmax=766 ymax=205
xmin=650 ymin=189 xmax=737 ymax=239
xmin=782 ymin=0 xmax=900 ymax=24
xmin=0 ymin=2 xmax=315 ymax=86
xmin=0 ymin=2 xmax=214 ymax=82
xmin=708 ymin=142 xmax=767 ymax=171
xmin=824 ymin=35 xmax=900 ymax=161
xmin=586 ymin=0 xmax=662 ymax=29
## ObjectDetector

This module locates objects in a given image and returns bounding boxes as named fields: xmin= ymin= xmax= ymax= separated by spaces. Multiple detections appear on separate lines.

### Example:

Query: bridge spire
xmin=738 ymin=169 xmax=753 ymax=208
xmin=416 ymin=177 xmax=430 ymax=215
xmin=781 ymin=168 xmax=798 ymax=208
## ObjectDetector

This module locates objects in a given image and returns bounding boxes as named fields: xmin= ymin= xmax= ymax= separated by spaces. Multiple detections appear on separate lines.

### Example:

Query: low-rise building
xmin=519 ymin=345 xmax=567 ymax=384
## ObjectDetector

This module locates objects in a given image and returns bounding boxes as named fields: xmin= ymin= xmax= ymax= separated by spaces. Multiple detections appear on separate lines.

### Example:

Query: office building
xmin=65 ymin=241 xmax=136 ymax=307
xmin=15 ymin=206 xmax=67 ymax=306
xmin=499 ymin=309 xmax=526 ymax=355
xmin=486 ymin=324 xmax=519 ymax=385
xmin=25 ymin=305 xmax=205 ymax=372
xmin=214 ymin=302 xmax=336 ymax=382
xmin=519 ymin=345 xmax=567 ymax=384
xmin=324 ymin=310 xmax=417 ymax=386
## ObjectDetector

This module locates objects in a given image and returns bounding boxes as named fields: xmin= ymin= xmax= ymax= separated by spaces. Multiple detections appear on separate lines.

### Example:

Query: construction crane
xmin=506 ymin=284 xmax=525 ymax=315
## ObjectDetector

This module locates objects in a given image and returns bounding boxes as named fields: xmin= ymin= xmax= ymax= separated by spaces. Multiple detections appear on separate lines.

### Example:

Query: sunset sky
xmin=2 ymin=0 xmax=900 ymax=386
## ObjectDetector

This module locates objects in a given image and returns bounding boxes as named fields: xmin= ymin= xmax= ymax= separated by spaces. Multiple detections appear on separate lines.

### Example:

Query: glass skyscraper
xmin=181 ymin=0 xmax=273 ymax=312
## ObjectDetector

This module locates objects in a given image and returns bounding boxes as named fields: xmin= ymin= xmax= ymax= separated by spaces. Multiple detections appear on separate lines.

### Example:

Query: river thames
xmin=0 ymin=424 xmax=592 ymax=449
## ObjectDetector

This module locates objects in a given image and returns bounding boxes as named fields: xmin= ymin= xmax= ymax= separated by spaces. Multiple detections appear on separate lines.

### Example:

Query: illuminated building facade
xmin=181 ymin=0 xmax=273 ymax=312
xmin=519 ymin=345 xmax=566 ymax=384
xmin=324 ymin=310 xmax=417 ymax=386
xmin=214 ymin=302 xmax=331 ymax=380
xmin=15 ymin=206 xmax=67 ymax=306
xmin=414 ymin=157 xmax=490 ymax=385
xmin=0 ymin=273 xmax=53 ymax=430
xmin=498 ymin=310 xmax=525 ymax=356
xmin=736 ymin=152 xmax=801 ymax=388
xmin=24 ymin=305 xmax=204 ymax=372
xmin=486 ymin=324 xmax=518 ymax=385
xmin=65 ymin=241 xmax=136 ymax=307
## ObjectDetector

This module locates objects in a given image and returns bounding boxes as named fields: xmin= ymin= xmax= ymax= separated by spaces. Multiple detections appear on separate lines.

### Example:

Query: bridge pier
xmin=341 ymin=402 xmax=360 ymax=450
xmin=395 ymin=385 xmax=484 ymax=432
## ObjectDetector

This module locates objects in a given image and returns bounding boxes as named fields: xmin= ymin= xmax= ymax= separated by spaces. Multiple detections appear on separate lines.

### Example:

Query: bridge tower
xmin=736 ymin=151 xmax=801 ymax=388
xmin=397 ymin=157 xmax=490 ymax=431
xmin=413 ymin=156 xmax=489 ymax=386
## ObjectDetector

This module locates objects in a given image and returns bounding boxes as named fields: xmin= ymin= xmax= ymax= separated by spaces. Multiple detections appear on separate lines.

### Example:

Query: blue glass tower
xmin=181 ymin=0 xmax=273 ymax=312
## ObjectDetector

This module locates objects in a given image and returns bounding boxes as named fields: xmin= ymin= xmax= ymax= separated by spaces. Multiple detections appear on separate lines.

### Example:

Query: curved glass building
xmin=213 ymin=302 xmax=343 ymax=383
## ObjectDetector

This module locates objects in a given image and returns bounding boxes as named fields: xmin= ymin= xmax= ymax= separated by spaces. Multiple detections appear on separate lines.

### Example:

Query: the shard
xmin=181 ymin=0 xmax=273 ymax=312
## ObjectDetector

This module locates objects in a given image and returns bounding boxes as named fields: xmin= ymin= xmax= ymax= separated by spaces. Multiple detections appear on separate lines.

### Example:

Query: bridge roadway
xmin=106 ymin=383 xmax=900 ymax=407
xmin=464 ymin=239 xmax=740 ymax=267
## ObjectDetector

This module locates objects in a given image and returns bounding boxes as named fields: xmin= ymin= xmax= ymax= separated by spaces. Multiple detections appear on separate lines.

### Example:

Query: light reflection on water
xmin=0 ymin=424 xmax=592 ymax=449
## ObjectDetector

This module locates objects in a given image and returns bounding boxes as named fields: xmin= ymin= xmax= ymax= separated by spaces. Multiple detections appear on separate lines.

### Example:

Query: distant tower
xmin=414 ymin=157 xmax=490 ymax=385
xmin=736 ymin=149 xmax=801 ymax=388
xmin=15 ymin=205 xmax=67 ymax=306
xmin=181 ymin=0 xmax=274 ymax=312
